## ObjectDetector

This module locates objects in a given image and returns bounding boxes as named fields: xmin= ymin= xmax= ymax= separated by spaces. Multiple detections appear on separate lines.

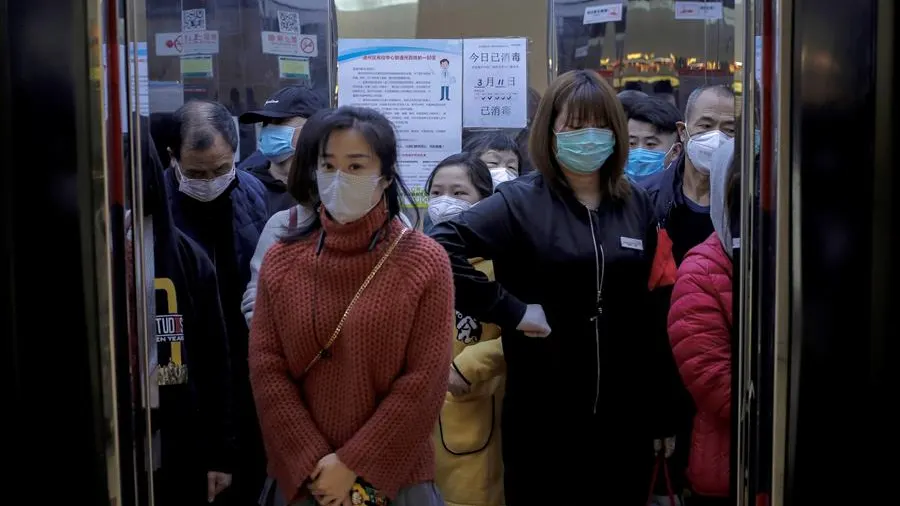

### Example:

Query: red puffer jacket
xmin=667 ymin=233 xmax=733 ymax=498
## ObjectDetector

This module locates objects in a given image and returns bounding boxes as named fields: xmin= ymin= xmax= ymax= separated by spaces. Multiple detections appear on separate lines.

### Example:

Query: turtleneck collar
xmin=319 ymin=200 xmax=392 ymax=254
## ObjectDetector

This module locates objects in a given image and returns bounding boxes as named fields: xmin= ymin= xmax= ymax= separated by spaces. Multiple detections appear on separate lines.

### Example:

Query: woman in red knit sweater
xmin=249 ymin=106 xmax=454 ymax=506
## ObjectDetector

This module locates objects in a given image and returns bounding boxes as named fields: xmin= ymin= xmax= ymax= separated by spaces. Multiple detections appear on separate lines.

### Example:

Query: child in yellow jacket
xmin=426 ymin=152 xmax=506 ymax=506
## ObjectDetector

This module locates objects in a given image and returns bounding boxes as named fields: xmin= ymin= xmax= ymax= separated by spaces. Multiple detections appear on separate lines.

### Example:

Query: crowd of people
xmin=139 ymin=70 xmax=740 ymax=506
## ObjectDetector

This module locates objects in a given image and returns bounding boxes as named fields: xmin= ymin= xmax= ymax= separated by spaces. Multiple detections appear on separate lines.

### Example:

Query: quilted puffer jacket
xmin=667 ymin=232 xmax=733 ymax=497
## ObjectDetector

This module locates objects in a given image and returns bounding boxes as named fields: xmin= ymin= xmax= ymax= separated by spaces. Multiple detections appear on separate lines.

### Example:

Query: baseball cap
xmin=239 ymin=85 xmax=325 ymax=124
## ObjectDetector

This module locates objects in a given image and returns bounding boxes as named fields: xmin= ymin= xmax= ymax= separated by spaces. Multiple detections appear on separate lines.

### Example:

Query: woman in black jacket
xmin=430 ymin=70 xmax=675 ymax=505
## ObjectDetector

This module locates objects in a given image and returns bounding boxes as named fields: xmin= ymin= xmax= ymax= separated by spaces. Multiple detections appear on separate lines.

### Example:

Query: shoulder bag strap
xmin=303 ymin=227 xmax=409 ymax=375
xmin=288 ymin=206 xmax=298 ymax=230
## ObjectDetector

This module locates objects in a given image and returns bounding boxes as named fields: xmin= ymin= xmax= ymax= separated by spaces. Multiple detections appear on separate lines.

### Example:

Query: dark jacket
xmin=135 ymin=118 xmax=236 ymax=504
xmin=164 ymin=168 xmax=268 ymax=287
xmin=238 ymin=150 xmax=297 ymax=216
xmin=164 ymin=165 xmax=269 ymax=503
xmin=430 ymin=172 xmax=673 ymax=504
xmin=640 ymin=155 xmax=713 ymax=495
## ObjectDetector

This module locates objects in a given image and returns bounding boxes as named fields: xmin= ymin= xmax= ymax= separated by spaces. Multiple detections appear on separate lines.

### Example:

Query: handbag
xmin=647 ymin=454 xmax=681 ymax=506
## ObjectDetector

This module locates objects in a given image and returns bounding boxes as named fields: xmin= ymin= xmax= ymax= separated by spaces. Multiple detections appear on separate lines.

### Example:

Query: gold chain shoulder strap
xmin=303 ymin=227 xmax=410 ymax=375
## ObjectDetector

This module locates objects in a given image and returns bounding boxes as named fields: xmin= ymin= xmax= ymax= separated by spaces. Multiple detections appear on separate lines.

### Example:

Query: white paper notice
xmin=337 ymin=39 xmax=463 ymax=206
xmin=583 ymin=3 xmax=623 ymax=25
xmin=155 ymin=31 xmax=220 ymax=56
xmin=261 ymin=31 xmax=318 ymax=58
xmin=130 ymin=42 xmax=150 ymax=118
xmin=675 ymin=1 xmax=724 ymax=20
xmin=462 ymin=38 xmax=528 ymax=129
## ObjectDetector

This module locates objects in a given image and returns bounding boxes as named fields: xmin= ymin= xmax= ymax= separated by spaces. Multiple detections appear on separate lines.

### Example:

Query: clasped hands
xmin=309 ymin=453 xmax=357 ymax=506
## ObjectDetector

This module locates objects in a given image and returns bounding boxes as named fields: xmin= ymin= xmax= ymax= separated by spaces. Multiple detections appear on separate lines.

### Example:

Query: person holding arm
xmin=431 ymin=70 xmax=675 ymax=505
xmin=425 ymin=152 xmax=506 ymax=506
xmin=249 ymin=106 xmax=453 ymax=506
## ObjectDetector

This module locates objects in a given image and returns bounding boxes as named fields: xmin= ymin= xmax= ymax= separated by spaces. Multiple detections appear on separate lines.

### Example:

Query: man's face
xmin=678 ymin=89 xmax=736 ymax=143
xmin=177 ymin=133 xmax=235 ymax=180
xmin=270 ymin=115 xmax=308 ymax=149
xmin=440 ymin=61 xmax=449 ymax=69
xmin=628 ymin=119 xmax=678 ymax=153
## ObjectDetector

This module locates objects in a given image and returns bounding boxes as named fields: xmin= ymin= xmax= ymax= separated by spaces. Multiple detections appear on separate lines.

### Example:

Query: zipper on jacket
xmin=586 ymin=208 xmax=606 ymax=414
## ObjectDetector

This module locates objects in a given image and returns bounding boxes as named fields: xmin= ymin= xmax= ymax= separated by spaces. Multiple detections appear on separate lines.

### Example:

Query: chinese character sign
xmin=462 ymin=38 xmax=528 ymax=129
xmin=337 ymin=39 xmax=463 ymax=206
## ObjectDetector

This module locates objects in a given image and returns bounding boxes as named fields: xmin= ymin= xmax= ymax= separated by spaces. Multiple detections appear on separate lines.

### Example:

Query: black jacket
xmin=136 ymin=118 xmax=236 ymax=502
xmin=238 ymin=150 xmax=297 ymax=216
xmin=430 ymin=172 xmax=674 ymax=500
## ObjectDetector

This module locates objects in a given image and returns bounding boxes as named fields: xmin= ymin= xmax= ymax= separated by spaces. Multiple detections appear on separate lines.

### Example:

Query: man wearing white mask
xmin=640 ymin=84 xmax=735 ymax=502
xmin=165 ymin=99 xmax=269 ymax=506
xmin=642 ymin=84 xmax=735 ymax=265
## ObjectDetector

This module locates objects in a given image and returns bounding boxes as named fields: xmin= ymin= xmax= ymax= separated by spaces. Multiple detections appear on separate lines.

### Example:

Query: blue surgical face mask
xmin=258 ymin=125 xmax=297 ymax=163
xmin=626 ymin=148 xmax=667 ymax=181
xmin=555 ymin=128 xmax=616 ymax=174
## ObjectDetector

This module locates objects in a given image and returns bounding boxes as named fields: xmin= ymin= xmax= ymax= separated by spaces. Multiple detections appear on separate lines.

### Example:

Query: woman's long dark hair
xmin=284 ymin=106 xmax=418 ymax=242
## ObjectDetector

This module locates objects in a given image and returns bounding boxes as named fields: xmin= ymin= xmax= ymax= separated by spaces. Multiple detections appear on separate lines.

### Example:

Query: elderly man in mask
xmin=165 ymin=99 xmax=268 ymax=506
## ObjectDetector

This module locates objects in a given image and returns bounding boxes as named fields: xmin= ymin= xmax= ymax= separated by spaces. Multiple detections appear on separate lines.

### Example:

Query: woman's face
xmin=479 ymin=149 xmax=520 ymax=173
xmin=321 ymin=128 xmax=382 ymax=177
xmin=320 ymin=128 xmax=389 ymax=205
xmin=428 ymin=164 xmax=482 ymax=205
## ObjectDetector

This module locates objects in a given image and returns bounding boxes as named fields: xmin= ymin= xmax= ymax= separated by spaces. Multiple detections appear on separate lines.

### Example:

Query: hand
xmin=653 ymin=436 xmax=676 ymax=458
xmin=448 ymin=367 xmax=470 ymax=396
xmin=517 ymin=304 xmax=551 ymax=338
xmin=310 ymin=454 xmax=357 ymax=505
xmin=314 ymin=494 xmax=351 ymax=506
xmin=206 ymin=471 xmax=232 ymax=503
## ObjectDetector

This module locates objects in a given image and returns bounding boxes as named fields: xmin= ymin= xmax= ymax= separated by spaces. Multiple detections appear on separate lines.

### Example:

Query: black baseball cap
xmin=239 ymin=85 xmax=325 ymax=124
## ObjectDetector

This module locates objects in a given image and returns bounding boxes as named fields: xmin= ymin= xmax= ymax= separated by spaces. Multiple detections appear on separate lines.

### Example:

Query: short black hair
xmin=462 ymin=131 xmax=522 ymax=165
xmin=425 ymin=152 xmax=493 ymax=200
xmin=685 ymin=84 xmax=735 ymax=122
xmin=440 ymin=58 xmax=449 ymax=65
xmin=628 ymin=96 xmax=683 ymax=135
xmin=285 ymin=106 xmax=418 ymax=240
xmin=617 ymin=89 xmax=648 ymax=117
xmin=170 ymin=100 xmax=238 ymax=161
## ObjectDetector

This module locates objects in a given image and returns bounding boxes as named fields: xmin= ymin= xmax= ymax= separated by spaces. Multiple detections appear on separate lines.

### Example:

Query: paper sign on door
xmin=583 ymin=3 xmax=623 ymax=25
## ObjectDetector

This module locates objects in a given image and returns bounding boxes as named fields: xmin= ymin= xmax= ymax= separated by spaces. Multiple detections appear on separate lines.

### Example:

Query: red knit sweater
xmin=249 ymin=204 xmax=454 ymax=502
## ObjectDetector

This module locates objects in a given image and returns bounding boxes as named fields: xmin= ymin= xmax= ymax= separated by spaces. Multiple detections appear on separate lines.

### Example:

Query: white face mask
xmin=489 ymin=167 xmax=518 ymax=189
xmin=316 ymin=169 xmax=383 ymax=224
xmin=685 ymin=130 xmax=729 ymax=175
xmin=176 ymin=164 xmax=236 ymax=202
xmin=428 ymin=195 xmax=471 ymax=225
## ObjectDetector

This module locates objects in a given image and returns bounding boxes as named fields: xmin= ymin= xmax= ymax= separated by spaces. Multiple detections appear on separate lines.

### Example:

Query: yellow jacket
xmin=434 ymin=258 xmax=506 ymax=506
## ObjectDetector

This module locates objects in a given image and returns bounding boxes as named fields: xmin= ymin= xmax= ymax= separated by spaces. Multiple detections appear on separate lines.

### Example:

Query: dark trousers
xmin=687 ymin=495 xmax=733 ymax=506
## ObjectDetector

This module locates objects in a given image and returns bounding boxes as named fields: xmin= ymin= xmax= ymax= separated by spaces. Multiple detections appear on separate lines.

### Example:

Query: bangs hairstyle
xmin=530 ymin=70 xmax=631 ymax=201
xmin=285 ymin=106 xmax=418 ymax=241
xmin=425 ymin=151 xmax=493 ymax=200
